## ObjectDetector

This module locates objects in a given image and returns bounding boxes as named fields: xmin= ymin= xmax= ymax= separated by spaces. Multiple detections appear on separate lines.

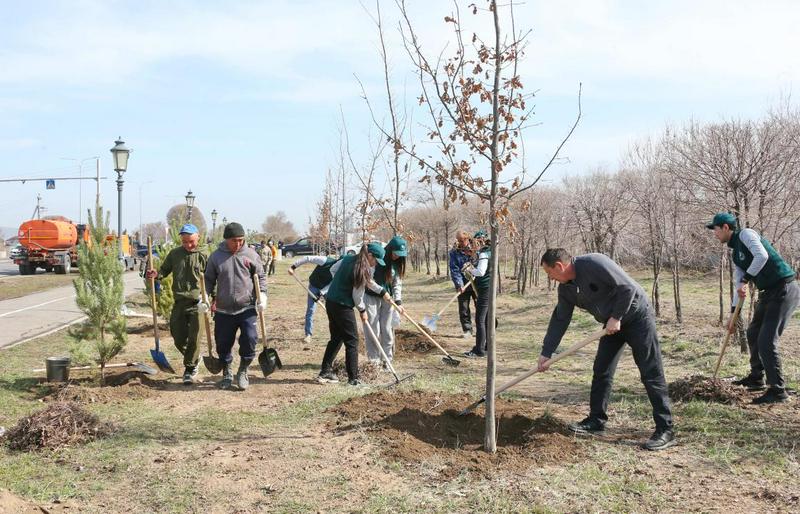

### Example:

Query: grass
xmin=0 ymin=272 xmax=75 ymax=301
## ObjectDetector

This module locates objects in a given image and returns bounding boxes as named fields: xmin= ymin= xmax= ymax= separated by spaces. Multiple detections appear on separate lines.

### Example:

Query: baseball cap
xmin=706 ymin=213 xmax=737 ymax=230
xmin=179 ymin=223 xmax=198 ymax=235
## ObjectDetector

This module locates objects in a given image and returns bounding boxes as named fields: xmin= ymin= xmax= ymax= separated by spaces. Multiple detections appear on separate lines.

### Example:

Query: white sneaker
xmin=303 ymin=335 xmax=312 ymax=344
xmin=462 ymin=330 xmax=471 ymax=339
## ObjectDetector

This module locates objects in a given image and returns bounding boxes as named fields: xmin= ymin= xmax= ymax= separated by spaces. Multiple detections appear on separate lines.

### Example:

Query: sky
xmin=2 ymin=0 xmax=799 ymax=239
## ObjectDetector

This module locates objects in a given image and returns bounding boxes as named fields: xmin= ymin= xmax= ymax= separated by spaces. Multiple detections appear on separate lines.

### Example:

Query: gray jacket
xmin=205 ymin=242 xmax=267 ymax=315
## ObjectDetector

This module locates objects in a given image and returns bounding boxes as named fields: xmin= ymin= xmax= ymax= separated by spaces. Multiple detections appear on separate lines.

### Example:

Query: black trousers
xmin=457 ymin=288 xmax=477 ymax=332
xmin=471 ymin=288 xmax=490 ymax=355
xmin=321 ymin=300 xmax=359 ymax=380
xmin=745 ymin=279 xmax=800 ymax=389
xmin=589 ymin=308 xmax=673 ymax=431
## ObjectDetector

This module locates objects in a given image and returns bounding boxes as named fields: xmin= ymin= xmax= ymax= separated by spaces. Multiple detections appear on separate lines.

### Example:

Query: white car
xmin=341 ymin=240 xmax=386 ymax=256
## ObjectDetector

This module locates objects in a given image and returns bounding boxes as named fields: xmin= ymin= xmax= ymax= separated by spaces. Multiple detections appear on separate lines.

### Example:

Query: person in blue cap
xmin=708 ymin=212 xmax=799 ymax=404
xmin=463 ymin=229 xmax=492 ymax=358
xmin=364 ymin=236 xmax=408 ymax=367
xmin=317 ymin=242 xmax=392 ymax=386
xmin=145 ymin=223 xmax=208 ymax=384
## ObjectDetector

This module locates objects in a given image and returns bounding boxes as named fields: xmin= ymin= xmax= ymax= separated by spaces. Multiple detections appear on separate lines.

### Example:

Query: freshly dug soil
xmin=395 ymin=329 xmax=435 ymax=354
xmin=669 ymin=375 xmax=748 ymax=404
xmin=4 ymin=401 xmax=115 ymax=451
xmin=41 ymin=370 xmax=157 ymax=404
xmin=329 ymin=390 xmax=583 ymax=479
xmin=332 ymin=359 xmax=380 ymax=382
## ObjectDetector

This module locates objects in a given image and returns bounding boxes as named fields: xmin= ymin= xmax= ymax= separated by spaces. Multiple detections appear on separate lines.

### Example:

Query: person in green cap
xmin=317 ymin=242 xmax=392 ymax=386
xmin=145 ymin=223 xmax=208 ymax=384
xmin=463 ymin=230 xmax=492 ymax=358
xmin=708 ymin=212 xmax=799 ymax=404
xmin=364 ymin=236 xmax=408 ymax=367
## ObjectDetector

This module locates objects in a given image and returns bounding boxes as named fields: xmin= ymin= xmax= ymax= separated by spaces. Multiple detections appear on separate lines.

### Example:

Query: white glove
xmin=391 ymin=309 xmax=401 ymax=327
xmin=197 ymin=302 xmax=210 ymax=314
xmin=256 ymin=296 xmax=267 ymax=312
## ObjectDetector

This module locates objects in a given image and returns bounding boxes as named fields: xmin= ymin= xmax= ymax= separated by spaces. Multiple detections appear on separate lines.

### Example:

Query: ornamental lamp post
xmin=211 ymin=209 xmax=218 ymax=239
xmin=185 ymin=190 xmax=196 ymax=223
xmin=110 ymin=138 xmax=131 ymax=262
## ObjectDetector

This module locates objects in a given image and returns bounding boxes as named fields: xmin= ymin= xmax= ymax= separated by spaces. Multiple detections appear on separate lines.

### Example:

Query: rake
xmin=386 ymin=298 xmax=460 ymax=367
xmin=362 ymin=320 xmax=415 ymax=387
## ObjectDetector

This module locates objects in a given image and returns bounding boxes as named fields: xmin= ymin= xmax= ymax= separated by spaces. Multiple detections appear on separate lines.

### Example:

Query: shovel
xmin=713 ymin=300 xmax=744 ymax=379
xmin=147 ymin=237 xmax=176 ymax=374
xmin=254 ymin=274 xmax=282 ymax=377
xmin=422 ymin=282 xmax=473 ymax=332
xmin=199 ymin=276 xmax=222 ymax=374
xmin=34 ymin=362 xmax=158 ymax=375
xmin=362 ymin=319 xmax=415 ymax=387
xmin=290 ymin=271 xmax=325 ymax=305
xmin=386 ymin=298 xmax=460 ymax=367
xmin=459 ymin=328 xmax=606 ymax=416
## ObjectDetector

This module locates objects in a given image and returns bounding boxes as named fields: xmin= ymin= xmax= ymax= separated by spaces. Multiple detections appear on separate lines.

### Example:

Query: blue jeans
xmin=304 ymin=284 xmax=322 ymax=336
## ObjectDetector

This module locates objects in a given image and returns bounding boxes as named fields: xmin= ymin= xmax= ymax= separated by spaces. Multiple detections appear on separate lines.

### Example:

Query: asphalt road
xmin=0 ymin=271 xmax=144 ymax=349
xmin=0 ymin=258 xmax=20 ymax=278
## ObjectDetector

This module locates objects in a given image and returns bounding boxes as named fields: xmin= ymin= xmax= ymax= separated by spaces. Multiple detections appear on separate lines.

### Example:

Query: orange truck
xmin=14 ymin=217 xmax=135 ymax=275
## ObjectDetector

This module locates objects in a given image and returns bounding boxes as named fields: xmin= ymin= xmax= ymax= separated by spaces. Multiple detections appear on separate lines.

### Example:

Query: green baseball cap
xmin=474 ymin=229 xmax=488 ymax=239
xmin=706 ymin=212 xmax=737 ymax=230
xmin=386 ymin=236 xmax=408 ymax=257
xmin=367 ymin=241 xmax=386 ymax=266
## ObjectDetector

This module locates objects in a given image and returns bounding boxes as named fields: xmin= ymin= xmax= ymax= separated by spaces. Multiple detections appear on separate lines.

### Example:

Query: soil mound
xmin=329 ymin=390 xmax=582 ymax=478
xmin=42 ymin=371 xmax=157 ymax=404
xmin=395 ymin=329 xmax=434 ymax=354
xmin=332 ymin=359 xmax=380 ymax=382
xmin=4 ymin=401 xmax=115 ymax=451
xmin=669 ymin=375 xmax=747 ymax=404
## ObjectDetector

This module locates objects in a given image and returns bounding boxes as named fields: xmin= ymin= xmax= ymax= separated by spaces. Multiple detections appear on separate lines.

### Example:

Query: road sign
xmin=46 ymin=179 xmax=55 ymax=189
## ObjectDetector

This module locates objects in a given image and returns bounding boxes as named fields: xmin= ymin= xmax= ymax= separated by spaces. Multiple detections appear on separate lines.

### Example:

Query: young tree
xmin=71 ymin=205 xmax=127 ymax=383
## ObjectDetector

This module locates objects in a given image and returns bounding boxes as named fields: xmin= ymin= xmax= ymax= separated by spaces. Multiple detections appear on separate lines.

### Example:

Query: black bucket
xmin=45 ymin=356 xmax=71 ymax=382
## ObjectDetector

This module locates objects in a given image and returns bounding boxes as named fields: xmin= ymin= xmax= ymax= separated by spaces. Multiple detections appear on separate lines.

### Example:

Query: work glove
xmin=197 ymin=302 xmax=210 ymax=314
xmin=256 ymin=296 xmax=267 ymax=312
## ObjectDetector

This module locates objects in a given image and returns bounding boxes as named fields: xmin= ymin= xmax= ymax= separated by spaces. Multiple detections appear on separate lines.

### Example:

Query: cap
xmin=223 ymin=222 xmax=246 ymax=239
xmin=386 ymin=236 xmax=408 ymax=257
xmin=706 ymin=213 xmax=737 ymax=230
xmin=179 ymin=223 xmax=198 ymax=235
xmin=367 ymin=241 xmax=386 ymax=266
xmin=474 ymin=229 xmax=488 ymax=240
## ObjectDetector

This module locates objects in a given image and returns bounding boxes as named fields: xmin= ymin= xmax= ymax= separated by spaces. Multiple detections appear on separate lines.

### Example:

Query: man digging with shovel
xmin=145 ymin=224 xmax=208 ymax=385
xmin=204 ymin=222 xmax=267 ymax=391
xmin=537 ymin=248 xmax=676 ymax=451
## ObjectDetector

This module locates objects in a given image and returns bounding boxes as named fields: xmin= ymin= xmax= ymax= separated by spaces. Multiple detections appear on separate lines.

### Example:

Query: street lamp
xmin=185 ymin=190 xmax=196 ymax=222
xmin=211 ymin=209 xmax=218 ymax=238
xmin=222 ymin=216 xmax=227 ymax=228
xmin=110 ymin=138 xmax=131 ymax=262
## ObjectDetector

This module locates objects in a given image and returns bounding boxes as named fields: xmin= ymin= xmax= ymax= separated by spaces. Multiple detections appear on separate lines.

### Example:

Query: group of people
xmin=146 ymin=211 xmax=798 ymax=451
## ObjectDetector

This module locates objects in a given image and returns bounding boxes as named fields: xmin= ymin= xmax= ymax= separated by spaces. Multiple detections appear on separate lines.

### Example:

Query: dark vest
xmin=325 ymin=255 xmax=358 ymax=308
xmin=308 ymin=257 xmax=338 ymax=289
xmin=728 ymin=231 xmax=795 ymax=290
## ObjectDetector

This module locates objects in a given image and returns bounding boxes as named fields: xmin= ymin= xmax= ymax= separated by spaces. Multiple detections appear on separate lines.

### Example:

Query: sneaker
xmin=317 ymin=371 xmax=339 ymax=384
xmin=236 ymin=370 xmax=249 ymax=391
xmin=752 ymin=387 xmax=789 ymax=404
xmin=347 ymin=379 xmax=367 ymax=387
xmin=567 ymin=417 xmax=605 ymax=434
xmin=218 ymin=365 xmax=233 ymax=390
xmin=463 ymin=350 xmax=486 ymax=358
xmin=644 ymin=429 xmax=676 ymax=451
xmin=304 ymin=335 xmax=313 ymax=344
xmin=182 ymin=366 xmax=196 ymax=385
xmin=732 ymin=374 xmax=766 ymax=391
xmin=462 ymin=330 xmax=472 ymax=339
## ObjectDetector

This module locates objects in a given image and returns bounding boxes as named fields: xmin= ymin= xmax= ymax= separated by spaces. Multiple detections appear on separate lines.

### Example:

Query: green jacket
xmin=729 ymin=230 xmax=795 ymax=290
xmin=158 ymin=246 xmax=208 ymax=302
xmin=325 ymin=255 xmax=358 ymax=308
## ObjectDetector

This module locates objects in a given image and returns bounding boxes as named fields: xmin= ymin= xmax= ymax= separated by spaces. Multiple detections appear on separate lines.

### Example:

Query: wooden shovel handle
xmin=198 ymin=275 xmax=214 ymax=355
xmin=713 ymin=300 xmax=744 ymax=379
xmin=386 ymin=298 xmax=455 ymax=359
xmin=253 ymin=274 xmax=268 ymax=350
xmin=435 ymin=282 xmax=472 ymax=319
xmin=147 ymin=237 xmax=160 ymax=343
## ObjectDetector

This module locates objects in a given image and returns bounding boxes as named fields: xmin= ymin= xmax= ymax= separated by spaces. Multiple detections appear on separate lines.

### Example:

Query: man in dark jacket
xmin=204 ymin=222 xmax=267 ymax=391
xmin=537 ymin=248 xmax=675 ymax=451
xmin=146 ymin=223 xmax=207 ymax=384
xmin=708 ymin=212 xmax=799 ymax=404
xmin=449 ymin=230 xmax=476 ymax=338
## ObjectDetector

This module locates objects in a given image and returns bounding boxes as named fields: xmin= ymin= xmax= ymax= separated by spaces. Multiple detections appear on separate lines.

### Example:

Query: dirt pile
xmin=42 ymin=371 xmax=157 ymax=404
xmin=669 ymin=375 xmax=747 ymax=404
xmin=4 ymin=401 xmax=115 ymax=451
xmin=332 ymin=359 xmax=380 ymax=382
xmin=395 ymin=329 xmax=434 ymax=354
xmin=329 ymin=390 xmax=582 ymax=478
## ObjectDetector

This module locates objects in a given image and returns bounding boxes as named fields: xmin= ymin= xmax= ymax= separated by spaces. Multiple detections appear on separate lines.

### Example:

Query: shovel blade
xmin=421 ymin=315 xmax=438 ymax=332
xmin=132 ymin=363 xmax=159 ymax=375
xmin=259 ymin=348 xmax=283 ymax=377
xmin=150 ymin=347 xmax=176 ymax=374
xmin=203 ymin=355 xmax=223 ymax=375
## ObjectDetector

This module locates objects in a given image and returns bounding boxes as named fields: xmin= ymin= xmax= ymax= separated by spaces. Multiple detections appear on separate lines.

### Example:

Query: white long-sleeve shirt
xmin=732 ymin=228 xmax=769 ymax=307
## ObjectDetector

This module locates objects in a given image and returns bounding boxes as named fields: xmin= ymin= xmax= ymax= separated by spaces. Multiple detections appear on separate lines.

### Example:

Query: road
xmin=0 ymin=258 xmax=20 ymax=278
xmin=0 ymin=271 xmax=144 ymax=349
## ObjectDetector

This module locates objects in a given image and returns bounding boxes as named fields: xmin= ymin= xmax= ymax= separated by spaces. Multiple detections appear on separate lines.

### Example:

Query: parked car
xmin=281 ymin=237 xmax=337 ymax=258
xmin=9 ymin=244 xmax=26 ymax=260
xmin=340 ymin=240 xmax=387 ymax=256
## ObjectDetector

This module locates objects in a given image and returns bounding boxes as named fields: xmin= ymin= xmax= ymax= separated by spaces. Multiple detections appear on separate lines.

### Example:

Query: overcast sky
xmin=2 ymin=0 xmax=799 ymax=237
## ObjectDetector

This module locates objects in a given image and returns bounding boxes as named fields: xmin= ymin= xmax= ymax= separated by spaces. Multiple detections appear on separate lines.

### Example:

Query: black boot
xmin=644 ymin=429 xmax=676 ymax=451
xmin=752 ymin=387 xmax=789 ymax=405
xmin=237 ymin=359 xmax=252 ymax=390
xmin=732 ymin=373 xmax=765 ymax=391
xmin=219 ymin=363 xmax=233 ymax=390
xmin=568 ymin=417 xmax=605 ymax=434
